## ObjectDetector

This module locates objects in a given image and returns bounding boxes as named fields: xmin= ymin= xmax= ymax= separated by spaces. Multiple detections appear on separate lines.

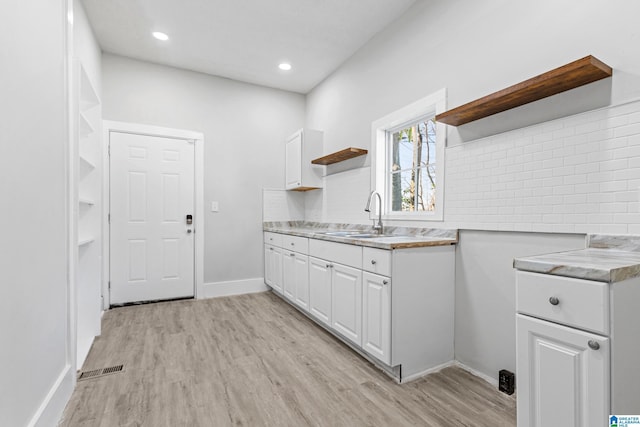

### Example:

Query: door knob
xmin=549 ymin=296 xmax=559 ymax=306
xmin=187 ymin=229 xmax=192 ymax=234
xmin=588 ymin=340 xmax=600 ymax=350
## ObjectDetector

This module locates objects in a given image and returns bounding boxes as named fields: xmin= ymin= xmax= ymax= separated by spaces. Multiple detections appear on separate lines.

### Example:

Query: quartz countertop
xmin=514 ymin=234 xmax=640 ymax=283
xmin=263 ymin=221 xmax=458 ymax=250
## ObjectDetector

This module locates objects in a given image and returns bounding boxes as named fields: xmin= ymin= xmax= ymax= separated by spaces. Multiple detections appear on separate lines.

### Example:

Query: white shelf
xmin=79 ymin=154 xmax=96 ymax=170
xmin=79 ymin=66 xmax=100 ymax=111
xmin=78 ymin=236 xmax=95 ymax=247
xmin=79 ymin=112 xmax=94 ymax=137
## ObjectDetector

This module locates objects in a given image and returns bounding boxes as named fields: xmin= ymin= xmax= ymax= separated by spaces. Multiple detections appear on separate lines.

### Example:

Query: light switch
xmin=211 ymin=201 xmax=219 ymax=212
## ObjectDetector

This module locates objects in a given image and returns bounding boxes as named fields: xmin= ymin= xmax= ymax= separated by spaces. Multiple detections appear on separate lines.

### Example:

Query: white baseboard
xmin=453 ymin=361 xmax=499 ymax=387
xmin=29 ymin=364 xmax=74 ymax=427
xmin=401 ymin=360 xmax=456 ymax=383
xmin=200 ymin=277 xmax=268 ymax=299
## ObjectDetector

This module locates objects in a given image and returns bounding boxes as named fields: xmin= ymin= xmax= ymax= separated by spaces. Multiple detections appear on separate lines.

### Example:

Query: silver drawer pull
xmin=383 ymin=280 xmax=389 ymax=285
xmin=588 ymin=340 xmax=600 ymax=350
xmin=291 ymin=242 xmax=295 ymax=246
xmin=549 ymin=296 xmax=560 ymax=306
xmin=289 ymin=253 xmax=295 ymax=257
xmin=371 ymin=260 xmax=377 ymax=265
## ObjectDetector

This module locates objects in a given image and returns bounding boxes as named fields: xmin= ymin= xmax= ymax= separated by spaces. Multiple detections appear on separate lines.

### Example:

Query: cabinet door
xmin=264 ymin=245 xmax=273 ymax=287
xmin=282 ymin=249 xmax=296 ymax=301
xmin=271 ymin=246 xmax=283 ymax=294
xmin=331 ymin=263 xmax=362 ymax=346
xmin=293 ymin=253 xmax=309 ymax=311
xmin=285 ymin=132 xmax=302 ymax=189
xmin=362 ymin=272 xmax=391 ymax=365
xmin=517 ymin=314 xmax=609 ymax=427
xmin=309 ymin=257 xmax=332 ymax=327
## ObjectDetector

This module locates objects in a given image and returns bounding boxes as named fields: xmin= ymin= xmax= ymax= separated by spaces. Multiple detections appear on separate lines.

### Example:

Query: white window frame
xmin=371 ymin=89 xmax=447 ymax=221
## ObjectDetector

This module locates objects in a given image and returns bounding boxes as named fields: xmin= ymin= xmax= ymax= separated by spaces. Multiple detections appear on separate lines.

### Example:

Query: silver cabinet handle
xmin=549 ymin=296 xmax=559 ymax=306
xmin=187 ymin=229 xmax=192 ymax=233
xmin=382 ymin=280 xmax=389 ymax=285
xmin=289 ymin=253 xmax=295 ymax=257
xmin=269 ymin=247 xmax=274 ymax=251
xmin=291 ymin=242 xmax=295 ymax=246
xmin=371 ymin=260 xmax=377 ymax=265
xmin=588 ymin=340 xmax=600 ymax=350
xmin=325 ymin=264 xmax=330 ymax=268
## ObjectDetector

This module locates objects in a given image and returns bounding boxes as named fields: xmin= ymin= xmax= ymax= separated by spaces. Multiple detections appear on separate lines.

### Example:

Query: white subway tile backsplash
xmin=441 ymin=100 xmax=640 ymax=234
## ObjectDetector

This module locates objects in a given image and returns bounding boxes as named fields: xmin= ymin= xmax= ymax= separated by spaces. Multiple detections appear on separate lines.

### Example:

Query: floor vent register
xmin=78 ymin=364 xmax=124 ymax=381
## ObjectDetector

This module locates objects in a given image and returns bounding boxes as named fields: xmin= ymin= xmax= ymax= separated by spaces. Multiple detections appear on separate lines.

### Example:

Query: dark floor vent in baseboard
xmin=78 ymin=364 xmax=124 ymax=381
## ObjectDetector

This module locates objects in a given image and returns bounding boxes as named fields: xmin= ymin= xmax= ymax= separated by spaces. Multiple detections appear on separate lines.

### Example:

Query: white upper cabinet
xmin=285 ymin=129 xmax=323 ymax=191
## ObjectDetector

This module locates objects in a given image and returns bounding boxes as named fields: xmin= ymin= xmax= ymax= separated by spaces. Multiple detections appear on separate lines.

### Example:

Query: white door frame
xmin=102 ymin=120 xmax=205 ymax=308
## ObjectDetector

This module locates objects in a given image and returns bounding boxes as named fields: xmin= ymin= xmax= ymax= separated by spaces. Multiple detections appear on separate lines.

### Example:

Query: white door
xmin=331 ymin=263 xmax=362 ymax=346
xmin=110 ymin=131 xmax=195 ymax=305
xmin=517 ymin=314 xmax=609 ymax=427
xmin=362 ymin=272 xmax=391 ymax=365
xmin=293 ymin=253 xmax=309 ymax=311
xmin=309 ymin=257 xmax=331 ymax=327
xmin=285 ymin=132 xmax=301 ymax=189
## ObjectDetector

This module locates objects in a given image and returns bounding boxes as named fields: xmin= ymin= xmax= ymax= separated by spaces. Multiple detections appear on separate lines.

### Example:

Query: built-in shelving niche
xmin=75 ymin=61 xmax=102 ymax=368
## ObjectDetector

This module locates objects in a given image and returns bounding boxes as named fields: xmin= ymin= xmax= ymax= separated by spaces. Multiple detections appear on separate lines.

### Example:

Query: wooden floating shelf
xmin=311 ymin=147 xmax=368 ymax=165
xmin=289 ymin=186 xmax=321 ymax=192
xmin=435 ymin=55 xmax=612 ymax=127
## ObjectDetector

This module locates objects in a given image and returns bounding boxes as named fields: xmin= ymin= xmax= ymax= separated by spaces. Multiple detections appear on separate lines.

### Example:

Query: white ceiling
xmin=81 ymin=0 xmax=417 ymax=94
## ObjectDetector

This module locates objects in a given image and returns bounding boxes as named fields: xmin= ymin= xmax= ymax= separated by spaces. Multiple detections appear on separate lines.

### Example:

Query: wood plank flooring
xmin=61 ymin=292 xmax=516 ymax=426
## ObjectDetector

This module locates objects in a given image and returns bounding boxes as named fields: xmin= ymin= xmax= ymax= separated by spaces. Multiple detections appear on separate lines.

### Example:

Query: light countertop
xmin=514 ymin=234 xmax=640 ymax=283
xmin=263 ymin=221 xmax=458 ymax=250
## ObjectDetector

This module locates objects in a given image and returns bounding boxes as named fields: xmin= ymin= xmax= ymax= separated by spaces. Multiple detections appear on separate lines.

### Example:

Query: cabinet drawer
xmin=264 ymin=232 xmax=283 ymax=247
xmin=309 ymin=239 xmax=362 ymax=269
xmin=516 ymin=271 xmax=609 ymax=335
xmin=362 ymin=247 xmax=391 ymax=276
xmin=282 ymin=235 xmax=309 ymax=254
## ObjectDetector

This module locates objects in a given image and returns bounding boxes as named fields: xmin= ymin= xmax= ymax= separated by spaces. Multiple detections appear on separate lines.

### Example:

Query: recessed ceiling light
xmin=279 ymin=63 xmax=292 ymax=71
xmin=152 ymin=31 xmax=169 ymax=41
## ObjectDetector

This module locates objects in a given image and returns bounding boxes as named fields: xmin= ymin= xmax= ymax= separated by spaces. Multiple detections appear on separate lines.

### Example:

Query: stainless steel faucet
xmin=364 ymin=191 xmax=383 ymax=235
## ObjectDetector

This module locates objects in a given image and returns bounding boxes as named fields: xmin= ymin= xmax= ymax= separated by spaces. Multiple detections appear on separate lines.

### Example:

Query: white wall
xmin=101 ymin=54 xmax=305 ymax=290
xmin=454 ymin=230 xmax=584 ymax=380
xmin=305 ymin=0 xmax=640 ymax=380
xmin=0 ymin=1 xmax=74 ymax=425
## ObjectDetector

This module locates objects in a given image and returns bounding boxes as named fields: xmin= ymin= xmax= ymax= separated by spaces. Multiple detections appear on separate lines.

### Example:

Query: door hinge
xmin=108 ymin=145 xmax=111 ymax=157
xmin=108 ymin=281 xmax=111 ymax=290
xmin=108 ymin=213 xmax=110 ymax=223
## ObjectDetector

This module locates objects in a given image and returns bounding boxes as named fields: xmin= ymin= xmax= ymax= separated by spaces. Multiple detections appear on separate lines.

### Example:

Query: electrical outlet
xmin=499 ymin=369 xmax=515 ymax=395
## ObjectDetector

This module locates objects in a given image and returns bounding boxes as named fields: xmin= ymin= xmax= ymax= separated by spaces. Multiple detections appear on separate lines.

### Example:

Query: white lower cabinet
xmin=516 ymin=270 xmax=640 ymax=426
xmin=264 ymin=244 xmax=283 ymax=294
xmin=331 ymin=263 xmax=363 ymax=347
xmin=266 ymin=232 xmax=456 ymax=381
xmin=282 ymin=251 xmax=310 ymax=311
xmin=516 ymin=314 xmax=608 ymax=427
xmin=293 ymin=252 xmax=310 ymax=310
xmin=282 ymin=249 xmax=296 ymax=301
xmin=362 ymin=272 xmax=391 ymax=365
xmin=309 ymin=256 xmax=332 ymax=327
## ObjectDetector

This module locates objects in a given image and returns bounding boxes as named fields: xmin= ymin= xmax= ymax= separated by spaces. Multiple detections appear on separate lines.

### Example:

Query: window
xmin=371 ymin=89 xmax=446 ymax=221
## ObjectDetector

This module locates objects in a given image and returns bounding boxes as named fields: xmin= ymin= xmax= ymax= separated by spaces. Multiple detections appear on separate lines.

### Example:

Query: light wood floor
xmin=61 ymin=292 xmax=516 ymax=426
